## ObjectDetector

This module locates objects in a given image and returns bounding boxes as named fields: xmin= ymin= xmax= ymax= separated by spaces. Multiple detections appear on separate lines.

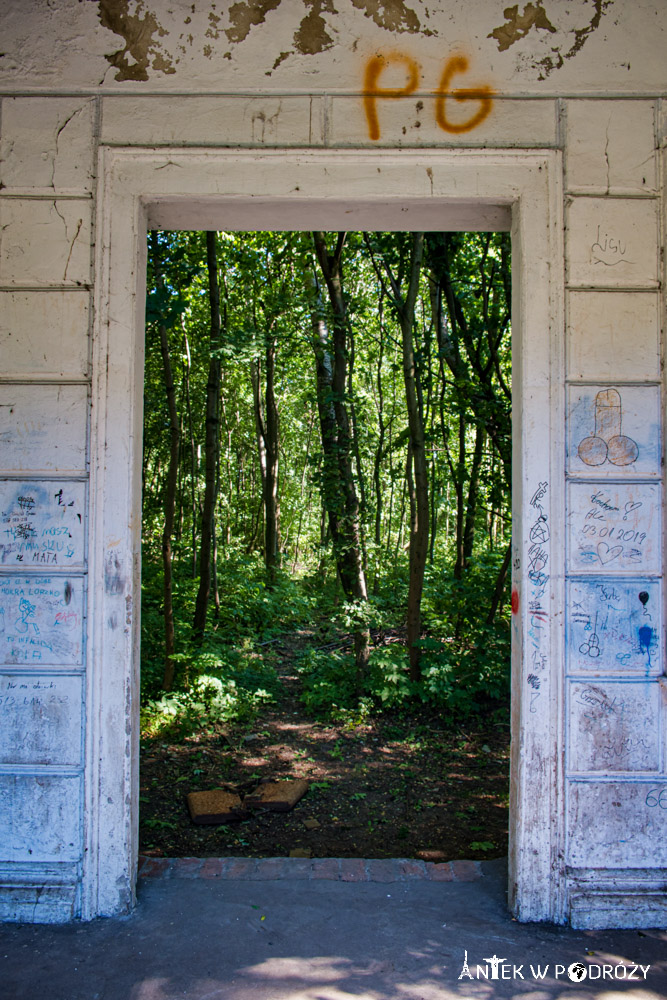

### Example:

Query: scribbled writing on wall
xmin=568 ymin=782 xmax=667 ymax=869
xmin=569 ymin=680 xmax=659 ymax=773
xmin=566 ymin=579 xmax=661 ymax=675
xmin=567 ymin=482 xmax=660 ymax=575
xmin=363 ymin=53 xmax=493 ymax=141
xmin=0 ymin=674 xmax=82 ymax=766
xmin=590 ymin=226 xmax=633 ymax=268
xmin=645 ymin=787 xmax=667 ymax=809
xmin=568 ymin=386 xmax=660 ymax=478
xmin=0 ymin=576 xmax=84 ymax=666
xmin=0 ymin=481 xmax=85 ymax=567
xmin=526 ymin=480 xmax=549 ymax=713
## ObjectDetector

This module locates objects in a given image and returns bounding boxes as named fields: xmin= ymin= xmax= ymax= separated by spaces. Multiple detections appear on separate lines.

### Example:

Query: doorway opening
xmin=138 ymin=228 xmax=512 ymax=865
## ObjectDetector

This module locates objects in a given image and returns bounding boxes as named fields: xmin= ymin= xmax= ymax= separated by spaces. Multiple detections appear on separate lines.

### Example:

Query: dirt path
xmin=140 ymin=632 xmax=510 ymax=861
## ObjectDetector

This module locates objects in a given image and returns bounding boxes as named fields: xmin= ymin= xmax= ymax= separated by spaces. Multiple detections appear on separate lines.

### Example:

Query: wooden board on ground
xmin=244 ymin=779 xmax=309 ymax=812
xmin=187 ymin=789 xmax=246 ymax=824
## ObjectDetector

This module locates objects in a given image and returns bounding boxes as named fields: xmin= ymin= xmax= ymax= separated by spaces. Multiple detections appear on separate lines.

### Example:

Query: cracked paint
xmin=52 ymin=203 xmax=84 ymax=283
xmin=489 ymin=0 xmax=614 ymax=79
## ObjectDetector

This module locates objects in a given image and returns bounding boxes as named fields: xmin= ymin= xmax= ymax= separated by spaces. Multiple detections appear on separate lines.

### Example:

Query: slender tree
xmin=193 ymin=231 xmax=223 ymax=640
xmin=308 ymin=233 xmax=370 ymax=680
xmin=148 ymin=232 xmax=180 ymax=689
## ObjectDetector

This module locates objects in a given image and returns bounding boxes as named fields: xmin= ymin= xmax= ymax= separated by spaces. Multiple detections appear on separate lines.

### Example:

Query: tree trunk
xmin=398 ymin=233 xmax=427 ymax=681
xmin=193 ymin=231 xmax=222 ymax=641
xmin=486 ymin=540 xmax=512 ymax=625
xmin=307 ymin=235 xmax=370 ymax=681
xmin=150 ymin=231 xmax=180 ymax=690
xmin=368 ymin=232 xmax=426 ymax=680
xmin=182 ymin=329 xmax=197 ymax=578
xmin=454 ymin=411 xmax=466 ymax=580
xmin=463 ymin=424 xmax=486 ymax=566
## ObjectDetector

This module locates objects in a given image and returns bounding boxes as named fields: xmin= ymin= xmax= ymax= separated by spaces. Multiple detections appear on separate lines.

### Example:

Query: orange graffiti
xmin=434 ymin=55 xmax=494 ymax=135
xmin=363 ymin=52 xmax=420 ymax=142
xmin=362 ymin=52 xmax=494 ymax=141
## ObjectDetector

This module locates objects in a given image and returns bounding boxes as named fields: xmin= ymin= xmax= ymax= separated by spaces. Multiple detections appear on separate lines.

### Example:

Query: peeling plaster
xmin=489 ymin=0 xmax=614 ymax=79
xmin=225 ymin=0 xmax=282 ymax=44
xmin=83 ymin=0 xmax=617 ymax=84
xmin=226 ymin=0 xmax=424 ymax=70
xmin=92 ymin=0 xmax=175 ymax=81
xmin=349 ymin=0 xmax=421 ymax=33
xmin=487 ymin=2 xmax=556 ymax=52
xmin=293 ymin=0 xmax=337 ymax=56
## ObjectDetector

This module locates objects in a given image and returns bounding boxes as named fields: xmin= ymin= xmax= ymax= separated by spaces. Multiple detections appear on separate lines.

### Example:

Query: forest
xmin=139 ymin=229 xmax=513 ymax=863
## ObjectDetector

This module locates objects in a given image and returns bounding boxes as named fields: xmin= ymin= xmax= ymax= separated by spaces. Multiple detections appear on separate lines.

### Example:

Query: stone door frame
xmin=85 ymin=147 xmax=564 ymax=921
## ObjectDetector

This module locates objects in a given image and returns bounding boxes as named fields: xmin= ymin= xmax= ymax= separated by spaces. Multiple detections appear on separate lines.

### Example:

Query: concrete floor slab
xmin=1 ymin=859 xmax=666 ymax=999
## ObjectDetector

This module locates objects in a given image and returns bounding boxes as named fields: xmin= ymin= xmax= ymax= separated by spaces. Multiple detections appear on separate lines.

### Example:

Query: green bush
xmin=141 ymin=646 xmax=278 ymax=738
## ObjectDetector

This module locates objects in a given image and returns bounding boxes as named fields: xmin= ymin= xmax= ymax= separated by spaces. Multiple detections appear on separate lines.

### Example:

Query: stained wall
xmin=0 ymin=0 xmax=665 ymax=926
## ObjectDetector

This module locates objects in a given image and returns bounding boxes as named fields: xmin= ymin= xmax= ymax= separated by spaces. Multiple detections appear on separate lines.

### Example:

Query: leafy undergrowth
xmin=139 ymin=631 xmax=510 ymax=862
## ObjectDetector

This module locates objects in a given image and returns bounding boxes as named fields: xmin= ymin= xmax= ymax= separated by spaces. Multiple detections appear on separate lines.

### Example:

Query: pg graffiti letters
xmin=363 ymin=52 xmax=494 ymax=141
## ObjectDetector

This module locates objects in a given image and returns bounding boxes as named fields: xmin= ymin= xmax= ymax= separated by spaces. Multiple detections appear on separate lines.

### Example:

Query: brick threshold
xmin=138 ymin=855 xmax=482 ymax=883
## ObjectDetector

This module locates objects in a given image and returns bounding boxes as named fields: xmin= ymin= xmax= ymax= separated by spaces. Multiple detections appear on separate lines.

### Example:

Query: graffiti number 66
xmin=363 ymin=52 xmax=494 ymax=142
xmin=645 ymin=787 xmax=667 ymax=809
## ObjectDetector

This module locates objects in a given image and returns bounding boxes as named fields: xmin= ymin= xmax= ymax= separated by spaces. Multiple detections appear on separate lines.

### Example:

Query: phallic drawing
xmin=577 ymin=388 xmax=638 ymax=468
xmin=578 ymin=611 xmax=601 ymax=658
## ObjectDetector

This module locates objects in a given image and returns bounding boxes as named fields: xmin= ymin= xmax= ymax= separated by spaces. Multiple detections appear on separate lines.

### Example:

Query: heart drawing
xmin=597 ymin=542 xmax=623 ymax=565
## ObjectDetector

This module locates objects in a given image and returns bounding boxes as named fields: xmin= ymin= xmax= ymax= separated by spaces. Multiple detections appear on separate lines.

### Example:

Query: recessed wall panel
xmin=568 ymin=680 xmax=660 ymax=772
xmin=0 ymin=775 xmax=81 ymax=863
xmin=567 ymin=385 xmax=661 ymax=479
xmin=0 ymin=385 xmax=88 ymax=474
xmin=566 ymin=578 xmax=661 ymax=675
xmin=567 ymin=482 xmax=661 ymax=575
xmin=567 ymin=782 xmax=667 ymax=867
xmin=0 ymin=576 xmax=84 ymax=666
xmin=0 ymin=674 xmax=83 ymax=766
xmin=0 ymin=480 xmax=86 ymax=569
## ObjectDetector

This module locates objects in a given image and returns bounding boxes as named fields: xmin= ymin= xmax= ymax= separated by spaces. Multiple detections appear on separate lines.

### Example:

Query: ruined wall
xmin=0 ymin=0 xmax=665 ymax=926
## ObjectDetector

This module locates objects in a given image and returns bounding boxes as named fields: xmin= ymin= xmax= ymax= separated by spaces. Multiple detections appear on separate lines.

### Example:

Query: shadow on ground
xmin=1 ymin=859 xmax=666 ymax=1000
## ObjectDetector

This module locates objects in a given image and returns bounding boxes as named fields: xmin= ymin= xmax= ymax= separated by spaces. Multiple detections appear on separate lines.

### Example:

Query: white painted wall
xmin=0 ymin=0 xmax=665 ymax=928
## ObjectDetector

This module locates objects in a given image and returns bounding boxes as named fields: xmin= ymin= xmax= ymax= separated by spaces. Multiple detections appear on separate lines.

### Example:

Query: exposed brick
xmin=281 ymin=858 xmax=313 ymax=879
xmin=366 ymin=859 xmax=399 ymax=882
xmin=397 ymin=859 xmax=427 ymax=879
xmin=311 ymin=858 xmax=340 ymax=880
xmin=138 ymin=857 xmax=172 ymax=879
xmin=451 ymin=860 xmax=481 ymax=882
xmin=247 ymin=858 xmax=288 ymax=880
xmin=172 ymin=857 xmax=204 ymax=878
xmin=428 ymin=863 xmax=454 ymax=882
xmin=221 ymin=858 xmax=258 ymax=879
xmin=340 ymin=859 xmax=368 ymax=882
xmin=199 ymin=858 xmax=226 ymax=879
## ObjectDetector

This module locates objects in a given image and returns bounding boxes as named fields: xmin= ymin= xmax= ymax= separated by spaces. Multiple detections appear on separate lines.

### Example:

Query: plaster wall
xmin=0 ymin=0 xmax=665 ymax=928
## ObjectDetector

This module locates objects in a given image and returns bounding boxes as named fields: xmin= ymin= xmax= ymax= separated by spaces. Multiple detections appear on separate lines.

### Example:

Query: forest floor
xmin=139 ymin=630 xmax=510 ymax=863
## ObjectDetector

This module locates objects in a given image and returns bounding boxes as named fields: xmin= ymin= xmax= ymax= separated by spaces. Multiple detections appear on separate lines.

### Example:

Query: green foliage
xmin=140 ymin=645 xmax=279 ymax=739
xmin=141 ymin=228 xmax=513 ymax=734
xmin=295 ymin=551 xmax=510 ymax=720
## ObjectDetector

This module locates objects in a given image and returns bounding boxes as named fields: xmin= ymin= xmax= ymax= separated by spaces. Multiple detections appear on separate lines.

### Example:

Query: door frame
xmin=85 ymin=147 xmax=565 ymax=921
